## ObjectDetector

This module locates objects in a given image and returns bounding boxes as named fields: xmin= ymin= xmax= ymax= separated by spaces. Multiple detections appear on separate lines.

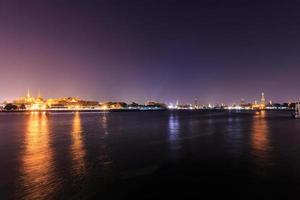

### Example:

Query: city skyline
xmin=1 ymin=89 xmax=296 ymax=106
xmin=2 ymin=89 xmax=294 ymax=112
xmin=0 ymin=88 xmax=298 ymax=105
xmin=1 ymin=1 xmax=300 ymax=103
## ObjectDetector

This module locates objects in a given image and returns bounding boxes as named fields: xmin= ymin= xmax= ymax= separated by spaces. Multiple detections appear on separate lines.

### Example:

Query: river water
xmin=1 ymin=110 xmax=300 ymax=199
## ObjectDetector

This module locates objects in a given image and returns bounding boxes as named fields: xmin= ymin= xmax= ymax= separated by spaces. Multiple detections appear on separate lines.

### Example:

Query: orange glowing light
xmin=20 ymin=112 xmax=56 ymax=199
xmin=71 ymin=112 xmax=86 ymax=175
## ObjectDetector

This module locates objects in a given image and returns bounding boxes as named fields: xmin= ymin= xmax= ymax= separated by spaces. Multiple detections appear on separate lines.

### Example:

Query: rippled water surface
xmin=1 ymin=110 xmax=300 ymax=199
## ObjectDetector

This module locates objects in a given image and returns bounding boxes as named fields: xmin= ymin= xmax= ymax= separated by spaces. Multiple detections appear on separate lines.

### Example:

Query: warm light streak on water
xmin=251 ymin=110 xmax=273 ymax=172
xmin=71 ymin=112 xmax=86 ymax=176
xmin=101 ymin=113 xmax=109 ymax=135
xmin=18 ymin=112 xmax=56 ymax=200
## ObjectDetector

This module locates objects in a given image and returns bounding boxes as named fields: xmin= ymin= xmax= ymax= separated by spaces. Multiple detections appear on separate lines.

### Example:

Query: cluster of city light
xmin=167 ymin=103 xmax=195 ymax=110
xmin=29 ymin=104 xmax=47 ymax=110
xmin=4 ymin=90 xmax=108 ymax=111
xmin=1 ymin=90 xmax=165 ymax=111
xmin=168 ymin=92 xmax=269 ymax=110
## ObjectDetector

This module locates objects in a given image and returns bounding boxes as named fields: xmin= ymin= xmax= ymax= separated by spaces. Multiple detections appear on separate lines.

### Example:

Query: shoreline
xmin=0 ymin=108 xmax=294 ymax=113
xmin=0 ymin=108 xmax=167 ymax=113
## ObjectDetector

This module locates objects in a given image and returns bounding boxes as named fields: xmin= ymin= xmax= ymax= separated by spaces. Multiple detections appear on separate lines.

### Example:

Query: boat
xmin=293 ymin=103 xmax=300 ymax=118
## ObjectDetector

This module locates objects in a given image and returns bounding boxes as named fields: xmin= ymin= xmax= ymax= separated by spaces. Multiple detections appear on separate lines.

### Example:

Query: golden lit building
xmin=13 ymin=90 xmax=46 ymax=110
xmin=14 ymin=90 xmax=35 ymax=105
xmin=251 ymin=92 xmax=267 ymax=110
xmin=261 ymin=92 xmax=266 ymax=107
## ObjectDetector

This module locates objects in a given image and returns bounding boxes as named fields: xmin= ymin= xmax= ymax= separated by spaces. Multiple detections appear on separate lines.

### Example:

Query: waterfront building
xmin=251 ymin=92 xmax=267 ymax=110
xmin=261 ymin=92 xmax=266 ymax=106
xmin=13 ymin=90 xmax=35 ymax=105
xmin=240 ymin=98 xmax=245 ymax=106
xmin=13 ymin=90 xmax=46 ymax=110
xmin=194 ymin=98 xmax=198 ymax=109
xmin=145 ymin=101 xmax=167 ymax=109
xmin=46 ymin=97 xmax=99 ymax=109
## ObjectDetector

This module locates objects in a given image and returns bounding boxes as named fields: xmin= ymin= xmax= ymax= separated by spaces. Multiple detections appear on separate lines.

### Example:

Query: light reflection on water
xmin=71 ymin=112 xmax=86 ymax=176
xmin=101 ymin=113 xmax=109 ymax=135
xmin=19 ymin=112 xmax=56 ymax=200
xmin=168 ymin=113 xmax=181 ymax=160
xmin=98 ymin=113 xmax=112 ymax=168
xmin=251 ymin=111 xmax=273 ymax=171
xmin=3 ymin=111 xmax=299 ymax=199
xmin=226 ymin=115 xmax=243 ymax=157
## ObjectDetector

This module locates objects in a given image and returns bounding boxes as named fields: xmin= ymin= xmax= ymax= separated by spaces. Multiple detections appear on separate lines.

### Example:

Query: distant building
xmin=261 ymin=92 xmax=266 ymax=106
xmin=13 ymin=90 xmax=46 ymax=110
xmin=47 ymin=97 xmax=99 ymax=109
xmin=14 ymin=90 xmax=35 ymax=105
xmin=145 ymin=101 xmax=167 ymax=109
xmin=251 ymin=92 xmax=267 ymax=110
xmin=194 ymin=98 xmax=198 ymax=108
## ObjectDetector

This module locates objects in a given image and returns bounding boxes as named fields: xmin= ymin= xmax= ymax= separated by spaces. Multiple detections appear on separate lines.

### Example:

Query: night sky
xmin=1 ymin=0 xmax=300 ymax=104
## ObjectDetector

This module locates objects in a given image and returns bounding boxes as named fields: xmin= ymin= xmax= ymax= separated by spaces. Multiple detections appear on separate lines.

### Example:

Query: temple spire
xmin=26 ymin=89 xmax=31 ymax=98
xmin=261 ymin=92 xmax=266 ymax=106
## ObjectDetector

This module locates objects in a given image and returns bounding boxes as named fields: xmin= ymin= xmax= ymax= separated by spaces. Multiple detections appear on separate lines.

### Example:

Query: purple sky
xmin=1 ymin=0 xmax=300 ymax=104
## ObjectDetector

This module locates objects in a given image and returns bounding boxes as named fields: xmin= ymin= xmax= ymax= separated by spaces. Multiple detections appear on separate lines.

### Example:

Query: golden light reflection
xmin=20 ymin=112 xmax=55 ymax=200
xmin=71 ymin=112 xmax=86 ymax=176
xmin=251 ymin=110 xmax=273 ymax=168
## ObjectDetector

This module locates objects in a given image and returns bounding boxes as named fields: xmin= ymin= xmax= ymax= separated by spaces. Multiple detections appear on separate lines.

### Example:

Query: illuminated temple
xmin=13 ymin=90 xmax=101 ymax=110
xmin=13 ymin=90 xmax=46 ymax=110
xmin=251 ymin=92 xmax=267 ymax=110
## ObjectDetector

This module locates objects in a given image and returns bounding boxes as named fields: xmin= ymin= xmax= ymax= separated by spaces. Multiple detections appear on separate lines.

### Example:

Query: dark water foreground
xmin=1 ymin=110 xmax=300 ymax=199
